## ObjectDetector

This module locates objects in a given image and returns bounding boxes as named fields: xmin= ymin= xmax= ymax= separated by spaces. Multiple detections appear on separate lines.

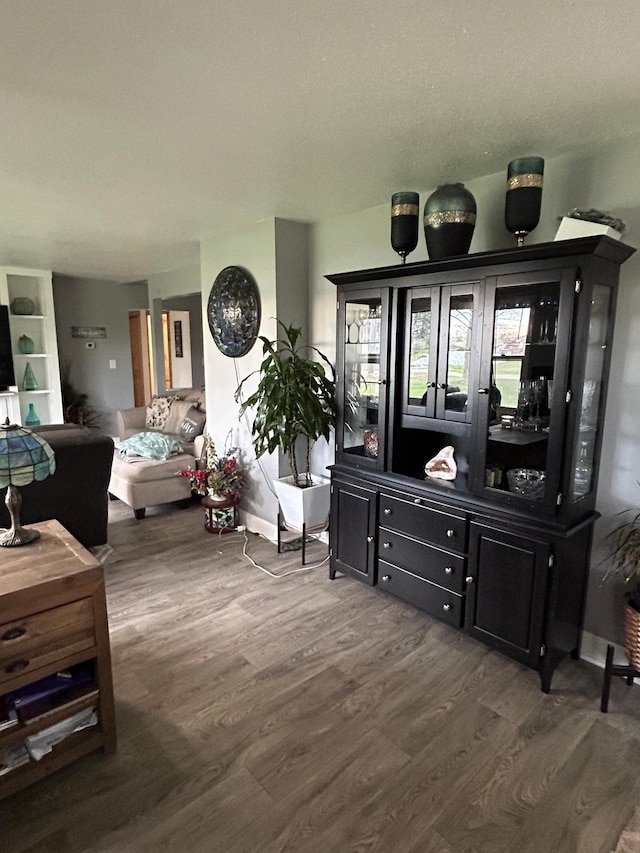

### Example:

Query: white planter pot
xmin=273 ymin=474 xmax=330 ymax=533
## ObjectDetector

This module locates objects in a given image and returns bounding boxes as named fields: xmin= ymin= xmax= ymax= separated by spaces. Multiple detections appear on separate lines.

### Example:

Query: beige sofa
xmin=109 ymin=388 xmax=206 ymax=519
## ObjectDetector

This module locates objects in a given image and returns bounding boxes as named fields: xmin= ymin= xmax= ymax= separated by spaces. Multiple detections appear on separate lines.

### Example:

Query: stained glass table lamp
xmin=0 ymin=419 xmax=55 ymax=547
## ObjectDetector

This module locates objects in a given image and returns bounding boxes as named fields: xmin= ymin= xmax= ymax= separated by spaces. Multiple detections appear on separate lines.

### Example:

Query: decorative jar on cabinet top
xmin=423 ymin=183 xmax=476 ymax=259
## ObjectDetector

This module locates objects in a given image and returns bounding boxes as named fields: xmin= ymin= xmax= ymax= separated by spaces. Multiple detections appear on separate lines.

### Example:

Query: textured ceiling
xmin=0 ymin=0 xmax=639 ymax=280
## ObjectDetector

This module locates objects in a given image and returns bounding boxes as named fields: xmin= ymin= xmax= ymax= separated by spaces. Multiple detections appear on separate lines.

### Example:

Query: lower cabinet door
xmin=465 ymin=521 xmax=549 ymax=667
xmin=330 ymin=479 xmax=377 ymax=584
xmin=378 ymin=560 xmax=463 ymax=627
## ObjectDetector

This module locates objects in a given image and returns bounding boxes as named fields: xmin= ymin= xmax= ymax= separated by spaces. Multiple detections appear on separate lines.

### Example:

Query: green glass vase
xmin=25 ymin=403 xmax=40 ymax=427
xmin=22 ymin=361 xmax=38 ymax=391
xmin=18 ymin=334 xmax=34 ymax=354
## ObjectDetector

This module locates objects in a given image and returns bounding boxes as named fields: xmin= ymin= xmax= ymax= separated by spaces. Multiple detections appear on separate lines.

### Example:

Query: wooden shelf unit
xmin=0 ymin=520 xmax=116 ymax=799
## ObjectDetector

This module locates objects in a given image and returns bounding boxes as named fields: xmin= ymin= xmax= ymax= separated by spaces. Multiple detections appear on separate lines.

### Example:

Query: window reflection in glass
xmin=445 ymin=296 xmax=472 ymax=410
xmin=408 ymin=297 xmax=431 ymax=406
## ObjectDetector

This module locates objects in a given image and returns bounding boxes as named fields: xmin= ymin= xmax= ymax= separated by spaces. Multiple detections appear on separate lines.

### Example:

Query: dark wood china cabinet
xmin=328 ymin=236 xmax=634 ymax=691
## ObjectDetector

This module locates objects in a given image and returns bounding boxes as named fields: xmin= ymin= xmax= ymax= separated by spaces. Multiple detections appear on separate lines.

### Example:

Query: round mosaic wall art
xmin=207 ymin=266 xmax=261 ymax=358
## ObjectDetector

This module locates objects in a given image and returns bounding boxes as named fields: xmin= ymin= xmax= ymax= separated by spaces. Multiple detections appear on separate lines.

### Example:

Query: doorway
xmin=128 ymin=309 xmax=154 ymax=407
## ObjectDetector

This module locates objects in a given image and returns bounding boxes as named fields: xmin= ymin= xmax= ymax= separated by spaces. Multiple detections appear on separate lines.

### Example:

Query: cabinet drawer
xmin=0 ymin=599 xmax=95 ymax=687
xmin=379 ymin=495 xmax=467 ymax=553
xmin=378 ymin=560 xmax=463 ymax=627
xmin=378 ymin=527 xmax=465 ymax=592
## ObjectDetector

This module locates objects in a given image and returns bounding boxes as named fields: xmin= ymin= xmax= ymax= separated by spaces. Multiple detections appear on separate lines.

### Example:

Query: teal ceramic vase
xmin=25 ymin=403 xmax=40 ymax=427
xmin=18 ymin=334 xmax=34 ymax=354
xmin=22 ymin=361 xmax=38 ymax=391
xmin=423 ymin=183 xmax=477 ymax=259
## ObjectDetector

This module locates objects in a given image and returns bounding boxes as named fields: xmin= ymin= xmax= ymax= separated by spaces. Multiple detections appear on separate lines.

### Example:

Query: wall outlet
xmin=109 ymin=359 xmax=117 ymax=369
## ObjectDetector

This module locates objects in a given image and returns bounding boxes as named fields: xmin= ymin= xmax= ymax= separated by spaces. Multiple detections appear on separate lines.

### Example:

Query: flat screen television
xmin=0 ymin=305 xmax=16 ymax=391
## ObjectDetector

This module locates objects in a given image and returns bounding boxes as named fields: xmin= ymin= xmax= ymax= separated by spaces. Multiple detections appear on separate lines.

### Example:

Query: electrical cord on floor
xmin=213 ymin=527 xmax=330 ymax=577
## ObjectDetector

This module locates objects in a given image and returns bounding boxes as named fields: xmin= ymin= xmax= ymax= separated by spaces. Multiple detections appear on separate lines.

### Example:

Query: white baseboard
xmin=239 ymin=510 xmax=329 ymax=546
xmin=239 ymin=509 xmax=277 ymax=543
xmin=580 ymin=630 xmax=626 ymax=670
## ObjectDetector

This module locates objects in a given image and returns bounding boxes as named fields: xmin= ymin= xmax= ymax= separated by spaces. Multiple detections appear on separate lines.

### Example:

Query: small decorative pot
xmin=10 ymin=297 xmax=36 ymax=315
xmin=423 ymin=183 xmax=477 ymax=259
xmin=207 ymin=489 xmax=232 ymax=504
xmin=18 ymin=335 xmax=35 ymax=354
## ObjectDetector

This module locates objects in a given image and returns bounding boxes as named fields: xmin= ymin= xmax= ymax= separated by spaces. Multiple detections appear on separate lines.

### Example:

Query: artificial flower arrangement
xmin=177 ymin=435 xmax=246 ymax=498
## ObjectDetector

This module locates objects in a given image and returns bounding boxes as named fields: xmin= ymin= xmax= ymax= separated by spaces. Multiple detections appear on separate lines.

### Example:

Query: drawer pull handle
xmin=5 ymin=659 xmax=29 ymax=674
xmin=383 ymin=542 xmax=391 ymax=549
xmin=366 ymin=536 xmax=374 ymax=543
xmin=446 ymin=529 xmax=455 ymax=538
xmin=443 ymin=604 xmax=452 ymax=612
xmin=1 ymin=626 xmax=26 ymax=641
xmin=383 ymin=508 xmax=392 ymax=515
xmin=381 ymin=574 xmax=391 ymax=582
xmin=466 ymin=576 xmax=474 ymax=583
xmin=444 ymin=566 xmax=454 ymax=575
xmin=413 ymin=498 xmax=422 ymax=505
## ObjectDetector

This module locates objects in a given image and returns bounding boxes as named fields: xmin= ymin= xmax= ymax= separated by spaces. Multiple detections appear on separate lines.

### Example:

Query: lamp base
xmin=0 ymin=526 xmax=40 ymax=547
xmin=0 ymin=483 xmax=40 ymax=546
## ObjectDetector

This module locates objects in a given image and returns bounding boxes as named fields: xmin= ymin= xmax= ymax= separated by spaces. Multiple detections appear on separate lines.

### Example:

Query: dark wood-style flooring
xmin=3 ymin=500 xmax=640 ymax=852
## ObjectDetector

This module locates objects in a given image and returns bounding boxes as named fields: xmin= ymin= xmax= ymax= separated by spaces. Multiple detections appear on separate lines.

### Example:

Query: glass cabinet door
xmin=337 ymin=289 xmax=389 ymax=467
xmin=476 ymin=276 xmax=566 ymax=507
xmin=403 ymin=287 xmax=439 ymax=417
xmin=568 ymin=283 xmax=612 ymax=502
xmin=435 ymin=284 xmax=479 ymax=423
xmin=402 ymin=282 xmax=479 ymax=424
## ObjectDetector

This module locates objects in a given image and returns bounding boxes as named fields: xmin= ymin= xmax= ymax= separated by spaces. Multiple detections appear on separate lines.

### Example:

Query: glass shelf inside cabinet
xmin=343 ymin=300 xmax=383 ymax=459
xmin=483 ymin=283 xmax=558 ymax=501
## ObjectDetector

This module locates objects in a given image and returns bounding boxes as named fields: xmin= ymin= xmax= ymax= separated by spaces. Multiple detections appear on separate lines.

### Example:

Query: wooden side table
xmin=201 ymin=493 xmax=240 ymax=534
xmin=0 ymin=520 xmax=116 ymax=799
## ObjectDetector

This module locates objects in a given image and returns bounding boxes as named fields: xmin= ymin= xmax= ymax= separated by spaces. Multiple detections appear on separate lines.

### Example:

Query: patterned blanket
xmin=115 ymin=431 xmax=181 ymax=461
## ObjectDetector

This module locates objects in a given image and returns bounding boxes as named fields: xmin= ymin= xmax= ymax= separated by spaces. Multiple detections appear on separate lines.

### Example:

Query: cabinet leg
xmin=539 ymin=670 xmax=552 ymax=694
xmin=134 ymin=507 xmax=146 ymax=520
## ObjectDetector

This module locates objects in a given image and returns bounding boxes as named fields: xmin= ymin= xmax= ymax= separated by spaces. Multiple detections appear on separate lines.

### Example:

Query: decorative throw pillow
xmin=145 ymin=395 xmax=179 ymax=430
xmin=163 ymin=399 xmax=192 ymax=435
xmin=179 ymin=404 xmax=207 ymax=440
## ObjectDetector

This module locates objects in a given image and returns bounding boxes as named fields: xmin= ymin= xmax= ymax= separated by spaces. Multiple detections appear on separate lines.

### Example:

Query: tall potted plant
xmin=604 ymin=505 xmax=640 ymax=669
xmin=235 ymin=321 xmax=336 ymax=531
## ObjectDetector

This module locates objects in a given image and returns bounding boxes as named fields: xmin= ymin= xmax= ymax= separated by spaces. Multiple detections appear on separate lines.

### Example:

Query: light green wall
xmin=53 ymin=275 xmax=149 ymax=435
xmin=308 ymin=134 xmax=640 ymax=649
xmin=201 ymin=218 xmax=280 ymax=530
xmin=200 ymin=218 xmax=317 ymax=530
xmin=197 ymin=135 xmax=640 ymax=649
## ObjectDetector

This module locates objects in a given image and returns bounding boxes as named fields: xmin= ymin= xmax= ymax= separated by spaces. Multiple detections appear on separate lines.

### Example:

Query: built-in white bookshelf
xmin=0 ymin=267 xmax=63 ymax=426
